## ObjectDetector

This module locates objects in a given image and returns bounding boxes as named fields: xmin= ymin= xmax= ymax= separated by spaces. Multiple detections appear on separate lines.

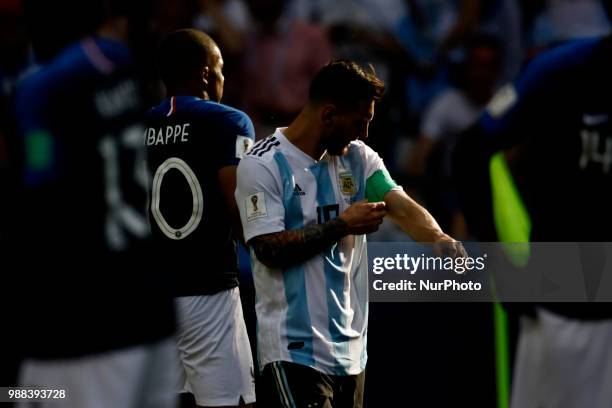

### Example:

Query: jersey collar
xmin=274 ymin=128 xmax=318 ymax=167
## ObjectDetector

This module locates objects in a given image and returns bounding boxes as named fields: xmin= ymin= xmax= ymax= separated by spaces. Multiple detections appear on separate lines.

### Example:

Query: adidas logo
xmin=293 ymin=184 xmax=306 ymax=196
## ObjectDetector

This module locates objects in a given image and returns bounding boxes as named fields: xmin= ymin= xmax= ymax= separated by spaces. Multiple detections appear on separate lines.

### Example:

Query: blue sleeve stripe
xmin=311 ymin=161 xmax=352 ymax=373
xmin=273 ymin=151 xmax=315 ymax=367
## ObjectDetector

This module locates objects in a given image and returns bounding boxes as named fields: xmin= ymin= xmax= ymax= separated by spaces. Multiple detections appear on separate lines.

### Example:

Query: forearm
xmin=387 ymin=191 xmax=446 ymax=243
xmin=248 ymin=218 xmax=349 ymax=269
xmin=393 ymin=208 xmax=445 ymax=243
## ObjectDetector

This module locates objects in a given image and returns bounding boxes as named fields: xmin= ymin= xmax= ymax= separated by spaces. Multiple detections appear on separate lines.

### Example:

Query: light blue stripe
xmin=311 ymin=161 xmax=352 ymax=373
xmin=346 ymin=145 xmax=366 ymax=202
xmin=273 ymin=152 xmax=315 ymax=366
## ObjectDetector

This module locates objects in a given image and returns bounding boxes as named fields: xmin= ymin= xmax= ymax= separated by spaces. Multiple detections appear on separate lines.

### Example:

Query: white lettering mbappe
xmin=145 ymin=123 xmax=190 ymax=146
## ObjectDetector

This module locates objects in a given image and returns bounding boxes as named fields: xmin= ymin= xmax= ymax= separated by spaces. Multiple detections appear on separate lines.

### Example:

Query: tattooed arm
xmin=248 ymin=200 xmax=387 ymax=269
xmin=249 ymin=218 xmax=348 ymax=269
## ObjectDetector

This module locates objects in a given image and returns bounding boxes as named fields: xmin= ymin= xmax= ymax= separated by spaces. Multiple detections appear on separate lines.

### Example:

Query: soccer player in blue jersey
xmin=235 ymin=60 xmax=465 ymax=408
xmin=455 ymin=3 xmax=612 ymax=405
xmin=13 ymin=2 xmax=177 ymax=407
xmin=144 ymin=29 xmax=255 ymax=407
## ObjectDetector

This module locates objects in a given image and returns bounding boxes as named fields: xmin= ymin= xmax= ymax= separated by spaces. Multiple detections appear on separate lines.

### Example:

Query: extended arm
xmin=385 ymin=189 xmax=444 ymax=242
xmin=385 ymin=189 xmax=466 ymax=257
xmin=361 ymin=142 xmax=466 ymax=257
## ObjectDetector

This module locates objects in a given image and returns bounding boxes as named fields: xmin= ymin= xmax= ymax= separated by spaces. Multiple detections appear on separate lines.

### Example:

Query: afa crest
xmin=339 ymin=172 xmax=357 ymax=196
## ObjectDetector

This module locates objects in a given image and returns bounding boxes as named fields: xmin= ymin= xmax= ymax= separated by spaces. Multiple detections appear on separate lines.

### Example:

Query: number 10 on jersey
xmin=151 ymin=157 xmax=204 ymax=240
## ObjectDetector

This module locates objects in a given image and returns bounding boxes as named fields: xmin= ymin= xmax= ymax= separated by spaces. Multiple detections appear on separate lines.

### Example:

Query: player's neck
xmin=166 ymin=87 xmax=208 ymax=100
xmin=284 ymin=110 xmax=325 ymax=160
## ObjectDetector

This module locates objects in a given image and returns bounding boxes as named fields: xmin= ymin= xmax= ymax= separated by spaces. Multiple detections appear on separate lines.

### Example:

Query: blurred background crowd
xmin=2 ymin=0 xmax=612 ymax=406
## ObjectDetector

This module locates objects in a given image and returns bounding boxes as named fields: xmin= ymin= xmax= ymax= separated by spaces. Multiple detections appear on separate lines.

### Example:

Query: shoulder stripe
xmin=166 ymin=96 xmax=176 ymax=117
xmin=248 ymin=137 xmax=270 ymax=155
xmin=256 ymin=140 xmax=280 ymax=157
xmin=249 ymin=136 xmax=275 ymax=155
xmin=249 ymin=136 xmax=277 ymax=156
xmin=81 ymin=38 xmax=115 ymax=75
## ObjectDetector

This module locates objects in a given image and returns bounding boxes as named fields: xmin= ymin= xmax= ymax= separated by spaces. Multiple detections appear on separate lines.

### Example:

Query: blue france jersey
xmin=145 ymin=96 xmax=254 ymax=296
xmin=236 ymin=128 xmax=400 ymax=375
xmin=14 ymin=37 xmax=175 ymax=358
xmin=456 ymin=36 xmax=612 ymax=319
xmin=476 ymin=37 xmax=612 ymax=241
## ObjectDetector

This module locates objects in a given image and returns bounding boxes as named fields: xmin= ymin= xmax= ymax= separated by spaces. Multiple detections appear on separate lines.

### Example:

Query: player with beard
xmin=235 ymin=60 xmax=465 ymax=408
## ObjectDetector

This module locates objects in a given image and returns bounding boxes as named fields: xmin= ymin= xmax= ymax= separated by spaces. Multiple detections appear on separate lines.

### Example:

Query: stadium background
xmin=2 ymin=0 xmax=611 ymax=406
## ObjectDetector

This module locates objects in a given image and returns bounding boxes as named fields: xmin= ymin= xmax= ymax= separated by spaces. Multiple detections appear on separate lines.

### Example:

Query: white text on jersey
xmin=144 ymin=123 xmax=190 ymax=146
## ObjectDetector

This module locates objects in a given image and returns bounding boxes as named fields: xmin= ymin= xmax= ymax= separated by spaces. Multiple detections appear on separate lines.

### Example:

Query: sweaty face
xmin=206 ymin=46 xmax=225 ymax=102
xmin=325 ymin=100 xmax=375 ymax=156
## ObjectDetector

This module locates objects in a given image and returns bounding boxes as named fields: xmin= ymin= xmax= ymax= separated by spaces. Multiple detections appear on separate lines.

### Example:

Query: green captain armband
xmin=365 ymin=169 xmax=398 ymax=202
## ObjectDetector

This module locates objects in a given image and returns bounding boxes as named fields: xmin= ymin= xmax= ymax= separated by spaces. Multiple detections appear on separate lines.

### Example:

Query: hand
xmin=338 ymin=200 xmax=387 ymax=235
xmin=433 ymin=235 xmax=468 ymax=258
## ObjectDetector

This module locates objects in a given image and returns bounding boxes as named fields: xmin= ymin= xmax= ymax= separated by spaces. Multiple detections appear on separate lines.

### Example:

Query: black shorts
xmin=260 ymin=361 xmax=365 ymax=408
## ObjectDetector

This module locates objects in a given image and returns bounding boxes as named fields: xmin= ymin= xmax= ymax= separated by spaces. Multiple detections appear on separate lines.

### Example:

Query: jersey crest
xmin=339 ymin=171 xmax=357 ymax=196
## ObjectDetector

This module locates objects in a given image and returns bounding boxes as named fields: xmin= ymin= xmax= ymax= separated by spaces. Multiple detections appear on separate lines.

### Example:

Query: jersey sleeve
xmin=217 ymin=109 xmax=255 ymax=168
xmin=360 ymin=141 xmax=387 ymax=179
xmin=476 ymin=39 xmax=598 ymax=146
xmin=358 ymin=142 xmax=402 ymax=202
xmin=478 ymin=53 xmax=554 ymax=143
xmin=235 ymin=156 xmax=285 ymax=243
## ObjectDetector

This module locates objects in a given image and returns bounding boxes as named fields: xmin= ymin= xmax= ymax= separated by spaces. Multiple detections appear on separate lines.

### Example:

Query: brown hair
xmin=309 ymin=59 xmax=385 ymax=109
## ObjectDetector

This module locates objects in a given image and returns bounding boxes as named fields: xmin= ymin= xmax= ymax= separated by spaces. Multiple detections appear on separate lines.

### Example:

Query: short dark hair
xmin=309 ymin=59 xmax=385 ymax=109
xmin=157 ymin=29 xmax=218 ymax=89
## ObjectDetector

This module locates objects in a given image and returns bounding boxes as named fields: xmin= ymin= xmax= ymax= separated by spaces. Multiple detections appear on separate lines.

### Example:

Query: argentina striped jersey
xmin=236 ymin=128 xmax=399 ymax=375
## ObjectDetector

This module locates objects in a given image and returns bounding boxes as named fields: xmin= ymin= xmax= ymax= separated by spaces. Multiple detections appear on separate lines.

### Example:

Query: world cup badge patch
xmin=236 ymin=135 xmax=254 ymax=159
xmin=339 ymin=172 xmax=357 ymax=196
xmin=246 ymin=192 xmax=267 ymax=221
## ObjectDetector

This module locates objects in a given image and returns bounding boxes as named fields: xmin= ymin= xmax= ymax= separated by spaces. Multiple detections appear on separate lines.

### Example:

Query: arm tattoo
xmin=249 ymin=218 xmax=349 ymax=269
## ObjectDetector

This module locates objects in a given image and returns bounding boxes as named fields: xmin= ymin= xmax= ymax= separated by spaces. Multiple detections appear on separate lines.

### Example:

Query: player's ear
xmin=201 ymin=66 xmax=210 ymax=87
xmin=321 ymin=104 xmax=336 ymax=126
